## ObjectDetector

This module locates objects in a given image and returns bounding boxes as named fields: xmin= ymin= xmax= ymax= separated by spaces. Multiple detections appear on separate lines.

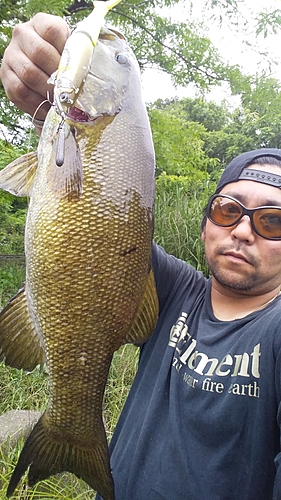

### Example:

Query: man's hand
xmin=0 ymin=13 xmax=70 ymax=121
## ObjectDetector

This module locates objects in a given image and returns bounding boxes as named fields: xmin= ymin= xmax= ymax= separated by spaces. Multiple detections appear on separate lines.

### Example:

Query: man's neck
xmin=211 ymin=281 xmax=281 ymax=321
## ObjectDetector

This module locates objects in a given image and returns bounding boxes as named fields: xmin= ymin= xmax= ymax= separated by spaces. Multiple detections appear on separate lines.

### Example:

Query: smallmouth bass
xmin=0 ymin=20 xmax=158 ymax=500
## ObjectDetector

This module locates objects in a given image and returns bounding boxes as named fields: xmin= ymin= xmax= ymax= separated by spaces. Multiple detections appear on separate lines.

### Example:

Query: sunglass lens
xmin=254 ymin=209 xmax=281 ymax=239
xmin=210 ymin=197 xmax=242 ymax=226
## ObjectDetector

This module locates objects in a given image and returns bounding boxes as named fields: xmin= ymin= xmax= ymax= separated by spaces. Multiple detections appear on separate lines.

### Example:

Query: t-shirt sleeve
xmin=152 ymin=242 xmax=201 ymax=314
xmin=152 ymin=242 xmax=182 ymax=311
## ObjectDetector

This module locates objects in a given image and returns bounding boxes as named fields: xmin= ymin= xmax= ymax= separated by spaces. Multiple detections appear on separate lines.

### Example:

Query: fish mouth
xmin=67 ymin=106 xmax=92 ymax=123
xmin=67 ymin=106 xmax=114 ymax=124
xmin=67 ymin=106 xmax=117 ymax=124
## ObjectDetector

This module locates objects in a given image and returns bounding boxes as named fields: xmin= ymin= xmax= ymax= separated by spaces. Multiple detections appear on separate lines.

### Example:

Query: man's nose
xmin=230 ymin=215 xmax=255 ymax=243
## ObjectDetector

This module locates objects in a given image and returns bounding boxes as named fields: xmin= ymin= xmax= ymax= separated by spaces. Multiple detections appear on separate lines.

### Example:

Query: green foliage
xmin=171 ymin=97 xmax=230 ymax=131
xmin=0 ymin=141 xmax=27 ymax=255
xmin=0 ymin=0 xmax=70 ymax=25
xmin=0 ymin=141 xmax=22 ymax=169
xmin=104 ymin=344 xmax=139 ymax=439
xmin=0 ymin=261 xmax=25 ymax=308
xmin=148 ymin=105 xmax=221 ymax=178
xmin=256 ymin=9 xmax=281 ymax=38
xmin=0 ymin=365 xmax=49 ymax=414
xmin=154 ymin=173 xmax=217 ymax=274
xmin=149 ymin=108 xmax=202 ymax=176
xmin=151 ymin=88 xmax=281 ymax=173
xmin=0 ymin=206 xmax=26 ymax=255
xmin=125 ymin=13 xmax=236 ymax=90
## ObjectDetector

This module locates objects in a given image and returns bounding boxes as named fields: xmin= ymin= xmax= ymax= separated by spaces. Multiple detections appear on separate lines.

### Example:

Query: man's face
xmin=202 ymin=164 xmax=281 ymax=295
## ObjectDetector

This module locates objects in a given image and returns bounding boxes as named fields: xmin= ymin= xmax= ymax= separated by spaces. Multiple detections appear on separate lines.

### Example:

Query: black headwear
xmin=215 ymin=148 xmax=281 ymax=194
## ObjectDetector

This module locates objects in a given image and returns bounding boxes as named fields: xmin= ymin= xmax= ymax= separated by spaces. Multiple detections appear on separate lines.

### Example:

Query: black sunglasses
xmin=207 ymin=194 xmax=281 ymax=240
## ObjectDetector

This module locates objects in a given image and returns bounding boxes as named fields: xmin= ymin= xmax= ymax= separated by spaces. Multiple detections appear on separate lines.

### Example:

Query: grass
xmin=154 ymin=182 xmax=211 ymax=275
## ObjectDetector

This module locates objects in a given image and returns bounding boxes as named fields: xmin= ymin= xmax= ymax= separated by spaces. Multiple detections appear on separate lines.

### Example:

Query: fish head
xmin=67 ymin=26 xmax=140 ymax=123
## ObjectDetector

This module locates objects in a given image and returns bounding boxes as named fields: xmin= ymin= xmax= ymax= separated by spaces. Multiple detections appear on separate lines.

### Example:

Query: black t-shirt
xmin=98 ymin=243 xmax=281 ymax=499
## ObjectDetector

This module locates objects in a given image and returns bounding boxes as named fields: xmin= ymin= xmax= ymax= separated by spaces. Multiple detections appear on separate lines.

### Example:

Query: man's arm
xmin=0 ymin=13 xmax=69 ymax=128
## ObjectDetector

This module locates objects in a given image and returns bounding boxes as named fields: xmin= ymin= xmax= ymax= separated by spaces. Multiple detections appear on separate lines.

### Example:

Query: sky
xmin=141 ymin=0 xmax=281 ymax=104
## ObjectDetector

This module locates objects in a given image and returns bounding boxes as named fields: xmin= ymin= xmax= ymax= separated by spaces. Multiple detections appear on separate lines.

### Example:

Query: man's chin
xmin=210 ymin=268 xmax=256 ymax=293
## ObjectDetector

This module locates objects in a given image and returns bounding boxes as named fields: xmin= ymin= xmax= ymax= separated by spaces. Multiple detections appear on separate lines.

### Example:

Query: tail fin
xmin=7 ymin=414 xmax=114 ymax=500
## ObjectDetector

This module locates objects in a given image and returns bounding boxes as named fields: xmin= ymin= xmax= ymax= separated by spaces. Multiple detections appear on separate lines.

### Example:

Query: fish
xmin=0 ymin=17 xmax=158 ymax=500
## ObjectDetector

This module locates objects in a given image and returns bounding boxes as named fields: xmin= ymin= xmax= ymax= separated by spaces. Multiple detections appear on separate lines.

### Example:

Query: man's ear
xmin=201 ymin=229 xmax=206 ymax=241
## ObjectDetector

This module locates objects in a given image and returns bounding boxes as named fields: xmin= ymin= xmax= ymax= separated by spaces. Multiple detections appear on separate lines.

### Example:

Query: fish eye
xmin=116 ymin=53 xmax=128 ymax=64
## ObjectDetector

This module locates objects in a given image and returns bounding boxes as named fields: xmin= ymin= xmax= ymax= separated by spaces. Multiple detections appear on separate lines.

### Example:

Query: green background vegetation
xmin=1 ymin=0 xmax=281 ymax=497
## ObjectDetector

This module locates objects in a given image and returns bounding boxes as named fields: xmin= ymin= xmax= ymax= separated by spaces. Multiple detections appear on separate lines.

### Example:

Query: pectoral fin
xmin=0 ymin=284 xmax=45 ymax=371
xmin=0 ymin=151 xmax=38 ymax=196
xmin=124 ymin=269 xmax=159 ymax=346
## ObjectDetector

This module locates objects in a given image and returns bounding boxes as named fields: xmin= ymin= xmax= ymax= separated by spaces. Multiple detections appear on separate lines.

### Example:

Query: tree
xmin=150 ymin=77 xmax=281 ymax=175
xmin=1 ymin=0 xmax=280 ymax=144
xmin=148 ymin=104 xmax=220 ymax=178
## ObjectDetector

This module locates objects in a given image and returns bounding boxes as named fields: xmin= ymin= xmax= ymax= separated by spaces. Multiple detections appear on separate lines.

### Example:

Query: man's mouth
xmin=223 ymin=251 xmax=251 ymax=264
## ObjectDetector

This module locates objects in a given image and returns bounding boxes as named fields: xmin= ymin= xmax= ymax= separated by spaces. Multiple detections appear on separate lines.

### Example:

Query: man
xmin=1 ymin=14 xmax=281 ymax=500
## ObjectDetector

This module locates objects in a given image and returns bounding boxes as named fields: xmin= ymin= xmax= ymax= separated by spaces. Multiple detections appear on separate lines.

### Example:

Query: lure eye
xmin=60 ymin=92 xmax=70 ymax=103
xmin=116 ymin=53 xmax=128 ymax=64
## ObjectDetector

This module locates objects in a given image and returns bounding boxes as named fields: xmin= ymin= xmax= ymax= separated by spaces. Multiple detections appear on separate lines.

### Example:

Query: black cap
xmin=215 ymin=148 xmax=281 ymax=193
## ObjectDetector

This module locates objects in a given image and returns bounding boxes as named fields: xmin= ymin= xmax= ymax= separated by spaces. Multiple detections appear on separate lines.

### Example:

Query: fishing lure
xmin=51 ymin=0 xmax=123 ymax=166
